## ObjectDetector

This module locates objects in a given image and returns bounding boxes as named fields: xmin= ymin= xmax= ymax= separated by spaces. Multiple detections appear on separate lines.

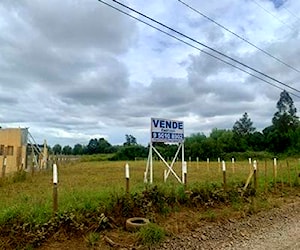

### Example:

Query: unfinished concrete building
xmin=0 ymin=128 xmax=28 ymax=175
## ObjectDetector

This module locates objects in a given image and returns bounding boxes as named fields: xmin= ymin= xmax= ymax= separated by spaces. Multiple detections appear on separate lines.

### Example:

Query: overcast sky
xmin=1 ymin=0 xmax=300 ymax=146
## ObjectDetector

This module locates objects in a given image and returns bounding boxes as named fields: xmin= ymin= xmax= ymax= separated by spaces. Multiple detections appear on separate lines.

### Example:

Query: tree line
xmin=50 ymin=90 xmax=300 ymax=160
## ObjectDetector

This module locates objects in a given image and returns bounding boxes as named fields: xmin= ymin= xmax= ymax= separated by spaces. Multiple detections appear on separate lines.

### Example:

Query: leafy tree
xmin=272 ymin=90 xmax=299 ymax=132
xmin=52 ymin=144 xmax=62 ymax=155
xmin=112 ymin=145 xmax=147 ymax=160
xmin=248 ymin=132 xmax=265 ymax=151
xmin=62 ymin=145 xmax=72 ymax=155
xmin=152 ymin=142 xmax=178 ymax=160
xmin=73 ymin=144 xmax=84 ymax=155
xmin=265 ymin=90 xmax=300 ymax=153
xmin=86 ymin=138 xmax=114 ymax=154
xmin=210 ymin=129 xmax=237 ymax=153
xmin=124 ymin=134 xmax=137 ymax=146
xmin=232 ymin=113 xmax=256 ymax=151
xmin=185 ymin=133 xmax=207 ymax=159
xmin=233 ymin=112 xmax=255 ymax=136
xmin=98 ymin=138 xmax=114 ymax=153
xmin=87 ymin=138 xmax=99 ymax=154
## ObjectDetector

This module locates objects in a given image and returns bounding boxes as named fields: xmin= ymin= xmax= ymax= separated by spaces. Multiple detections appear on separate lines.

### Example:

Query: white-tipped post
xmin=222 ymin=160 xmax=226 ymax=172
xmin=53 ymin=163 xmax=58 ymax=184
xmin=273 ymin=158 xmax=277 ymax=179
xmin=125 ymin=163 xmax=130 ymax=193
xmin=125 ymin=163 xmax=130 ymax=179
xmin=182 ymin=161 xmax=187 ymax=185
xmin=253 ymin=160 xmax=258 ymax=190
xmin=232 ymin=157 xmax=235 ymax=173
xmin=53 ymin=163 xmax=58 ymax=213
xmin=253 ymin=160 xmax=257 ymax=171
xmin=222 ymin=161 xmax=227 ymax=191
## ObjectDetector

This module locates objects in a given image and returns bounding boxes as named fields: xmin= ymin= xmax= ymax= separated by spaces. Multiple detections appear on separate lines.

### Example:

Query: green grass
xmin=137 ymin=223 xmax=165 ymax=246
xmin=0 ymin=158 xmax=299 ymax=249
xmin=0 ymin=159 xmax=298 ymax=226
xmin=85 ymin=232 xmax=100 ymax=247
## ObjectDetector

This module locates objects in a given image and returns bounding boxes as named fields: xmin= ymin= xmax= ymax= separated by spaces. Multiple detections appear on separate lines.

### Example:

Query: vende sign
xmin=151 ymin=118 xmax=184 ymax=143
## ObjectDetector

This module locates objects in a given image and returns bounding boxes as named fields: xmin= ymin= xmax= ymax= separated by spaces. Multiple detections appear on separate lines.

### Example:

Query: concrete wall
xmin=0 ymin=128 xmax=28 ymax=175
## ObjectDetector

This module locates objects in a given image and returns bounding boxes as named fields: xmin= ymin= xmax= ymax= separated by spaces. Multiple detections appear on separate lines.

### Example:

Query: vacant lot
xmin=0 ymin=158 xmax=299 ymax=249
xmin=1 ymin=158 xmax=299 ymax=217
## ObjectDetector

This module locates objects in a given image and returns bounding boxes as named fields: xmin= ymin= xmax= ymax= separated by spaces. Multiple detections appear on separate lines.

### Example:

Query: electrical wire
xmin=97 ymin=0 xmax=300 ymax=98
xmin=283 ymin=5 xmax=300 ymax=23
xmin=108 ymin=0 xmax=300 ymax=95
xmin=177 ymin=0 xmax=300 ymax=74
xmin=249 ymin=0 xmax=294 ymax=30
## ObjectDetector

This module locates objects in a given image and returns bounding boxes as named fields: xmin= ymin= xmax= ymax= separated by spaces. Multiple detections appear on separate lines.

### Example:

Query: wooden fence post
xmin=182 ymin=161 xmax=187 ymax=186
xmin=248 ymin=158 xmax=252 ymax=172
xmin=222 ymin=161 xmax=227 ymax=192
xmin=125 ymin=163 xmax=130 ymax=193
xmin=53 ymin=163 xmax=58 ymax=214
xmin=207 ymin=158 xmax=209 ymax=171
xmin=253 ymin=160 xmax=257 ymax=191
xmin=273 ymin=158 xmax=277 ymax=192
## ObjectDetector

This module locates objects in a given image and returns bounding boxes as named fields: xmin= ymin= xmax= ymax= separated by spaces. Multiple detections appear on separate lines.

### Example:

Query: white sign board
xmin=151 ymin=118 xmax=184 ymax=143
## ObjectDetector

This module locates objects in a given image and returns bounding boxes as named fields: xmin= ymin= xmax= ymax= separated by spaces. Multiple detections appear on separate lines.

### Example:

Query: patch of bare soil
xmin=38 ymin=195 xmax=300 ymax=250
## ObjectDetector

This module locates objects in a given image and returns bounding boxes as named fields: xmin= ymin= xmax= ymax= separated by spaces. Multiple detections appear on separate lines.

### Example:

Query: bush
xmin=223 ymin=151 xmax=274 ymax=161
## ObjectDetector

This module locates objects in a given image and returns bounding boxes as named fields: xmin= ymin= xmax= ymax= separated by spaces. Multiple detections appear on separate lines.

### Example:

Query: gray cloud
xmin=0 ymin=0 xmax=300 ymax=146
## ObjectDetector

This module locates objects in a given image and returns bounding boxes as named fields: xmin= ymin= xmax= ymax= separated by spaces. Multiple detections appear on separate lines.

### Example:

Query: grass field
xmin=0 ymin=157 xmax=299 ymax=249
xmin=0 ymin=157 xmax=299 ymax=226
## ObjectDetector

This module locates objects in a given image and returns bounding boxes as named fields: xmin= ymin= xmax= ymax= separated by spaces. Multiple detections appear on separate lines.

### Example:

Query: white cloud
xmin=0 ymin=0 xmax=300 ymax=146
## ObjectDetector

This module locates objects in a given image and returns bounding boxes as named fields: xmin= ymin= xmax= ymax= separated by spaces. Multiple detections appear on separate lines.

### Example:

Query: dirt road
xmin=156 ymin=196 xmax=300 ymax=250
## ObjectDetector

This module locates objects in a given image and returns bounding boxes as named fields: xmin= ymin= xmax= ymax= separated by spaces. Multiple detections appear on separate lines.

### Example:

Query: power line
xmin=106 ymin=0 xmax=300 ymax=95
xmin=249 ymin=0 xmax=294 ymax=30
xmin=177 ymin=0 xmax=300 ymax=73
xmin=283 ymin=5 xmax=300 ymax=23
xmin=97 ymin=0 xmax=300 ymax=98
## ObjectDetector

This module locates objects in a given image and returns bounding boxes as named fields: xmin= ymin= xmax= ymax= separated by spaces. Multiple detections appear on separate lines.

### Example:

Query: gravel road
xmin=155 ymin=197 xmax=300 ymax=250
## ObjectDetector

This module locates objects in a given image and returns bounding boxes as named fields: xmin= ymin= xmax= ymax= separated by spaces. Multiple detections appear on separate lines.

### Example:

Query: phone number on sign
xmin=151 ymin=132 xmax=184 ymax=142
